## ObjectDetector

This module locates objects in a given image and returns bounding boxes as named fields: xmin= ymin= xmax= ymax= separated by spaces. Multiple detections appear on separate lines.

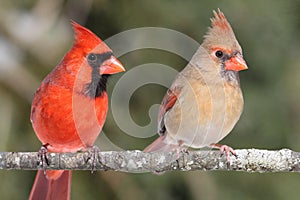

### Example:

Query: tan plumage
xmin=144 ymin=9 xmax=248 ymax=155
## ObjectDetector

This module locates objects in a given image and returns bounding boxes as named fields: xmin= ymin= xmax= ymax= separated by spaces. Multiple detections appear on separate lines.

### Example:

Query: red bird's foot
xmin=86 ymin=146 xmax=101 ymax=173
xmin=210 ymin=143 xmax=236 ymax=162
xmin=37 ymin=144 xmax=49 ymax=175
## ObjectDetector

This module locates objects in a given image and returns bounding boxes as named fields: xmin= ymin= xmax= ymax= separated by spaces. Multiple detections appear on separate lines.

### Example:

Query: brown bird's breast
xmin=163 ymin=74 xmax=243 ymax=148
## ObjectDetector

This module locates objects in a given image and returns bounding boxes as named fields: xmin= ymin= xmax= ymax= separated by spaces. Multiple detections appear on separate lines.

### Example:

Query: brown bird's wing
xmin=158 ymin=86 xmax=182 ymax=135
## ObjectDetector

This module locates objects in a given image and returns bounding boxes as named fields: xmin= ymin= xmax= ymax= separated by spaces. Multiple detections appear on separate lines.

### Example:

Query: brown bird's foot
xmin=176 ymin=147 xmax=189 ymax=159
xmin=210 ymin=143 xmax=237 ymax=162
xmin=181 ymin=147 xmax=189 ymax=154
xmin=172 ymin=147 xmax=186 ymax=161
xmin=86 ymin=146 xmax=101 ymax=173
xmin=38 ymin=144 xmax=49 ymax=175
xmin=174 ymin=140 xmax=188 ymax=159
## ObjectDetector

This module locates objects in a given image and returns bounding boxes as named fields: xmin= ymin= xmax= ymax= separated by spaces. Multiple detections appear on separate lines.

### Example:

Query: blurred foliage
xmin=1 ymin=0 xmax=300 ymax=199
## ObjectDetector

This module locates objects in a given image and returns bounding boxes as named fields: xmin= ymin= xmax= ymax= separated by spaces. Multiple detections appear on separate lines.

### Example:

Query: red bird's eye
xmin=87 ymin=53 xmax=97 ymax=61
xmin=215 ymin=50 xmax=224 ymax=58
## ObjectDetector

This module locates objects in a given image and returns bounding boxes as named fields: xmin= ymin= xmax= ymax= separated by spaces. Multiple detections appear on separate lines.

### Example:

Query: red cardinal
xmin=144 ymin=9 xmax=248 ymax=159
xmin=29 ymin=22 xmax=125 ymax=200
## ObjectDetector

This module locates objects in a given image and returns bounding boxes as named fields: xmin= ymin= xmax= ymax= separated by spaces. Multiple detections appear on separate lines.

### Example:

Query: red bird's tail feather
xmin=144 ymin=135 xmax=178 ymax=152
xmin=29 ymin=170 xmax=72 ymax=200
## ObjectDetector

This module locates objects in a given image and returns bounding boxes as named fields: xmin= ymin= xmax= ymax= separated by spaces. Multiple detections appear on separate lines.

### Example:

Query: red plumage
xmin=29 ymin=21 xmax=125 ymax=200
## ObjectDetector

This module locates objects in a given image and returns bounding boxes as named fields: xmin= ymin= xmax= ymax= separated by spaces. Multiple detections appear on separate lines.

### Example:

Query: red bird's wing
xmin=157 ymin=86 xmax=181 ymax=135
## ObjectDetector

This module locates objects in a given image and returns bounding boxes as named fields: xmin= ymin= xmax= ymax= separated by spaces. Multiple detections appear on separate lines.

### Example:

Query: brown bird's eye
xmin=215 ymin=50 xmax=223 ymax=58
xmin=87 ymin=53 xmax=97 ymax=61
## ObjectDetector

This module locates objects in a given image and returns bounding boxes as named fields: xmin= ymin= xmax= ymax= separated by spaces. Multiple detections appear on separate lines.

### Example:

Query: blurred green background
xmin=1 ymin=0 xmax=300 ymax=199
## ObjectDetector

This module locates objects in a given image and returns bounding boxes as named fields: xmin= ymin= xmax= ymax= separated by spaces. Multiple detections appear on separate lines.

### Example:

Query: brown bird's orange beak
xmin=225 ymin=54 xmax=248 ymax=71
xmin=100 ymin=56 xmax=125 ymax=75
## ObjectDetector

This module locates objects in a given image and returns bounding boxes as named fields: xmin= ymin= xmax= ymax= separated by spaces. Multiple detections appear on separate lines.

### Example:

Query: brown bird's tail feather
xmin=144 ymin=135 xmax=178 ymax=152
xmin=29 ymin=170 xmax=72 ymax=200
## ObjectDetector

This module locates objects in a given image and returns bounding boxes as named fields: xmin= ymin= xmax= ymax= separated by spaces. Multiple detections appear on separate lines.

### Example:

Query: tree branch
xmin=1 ymin=149 xmax=300 ymax=173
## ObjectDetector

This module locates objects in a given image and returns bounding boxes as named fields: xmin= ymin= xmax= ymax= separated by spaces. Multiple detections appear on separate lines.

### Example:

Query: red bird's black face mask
xmin=85 ymin=52 xmax=113 ymax=98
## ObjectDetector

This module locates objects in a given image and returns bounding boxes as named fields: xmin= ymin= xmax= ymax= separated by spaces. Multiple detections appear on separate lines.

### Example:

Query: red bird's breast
xmin=31 ymin=76 xmax=108 ymax=152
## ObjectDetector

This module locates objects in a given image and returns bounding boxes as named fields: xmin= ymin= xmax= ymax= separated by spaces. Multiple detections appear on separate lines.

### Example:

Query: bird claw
xmin=174 ymin=140 xmax=188 ymax=159
xmin=219 ymin=145 xmax=236 ymax=162
xmin=37 ymin=144 xmax=49 ymax=175
xmin=210 ymin=143 xmax=236 ymax=163
xmin=86 ymin=146 xmax=100 ymax=173
xmin=175 ymin=147 xmax=189 ymax=159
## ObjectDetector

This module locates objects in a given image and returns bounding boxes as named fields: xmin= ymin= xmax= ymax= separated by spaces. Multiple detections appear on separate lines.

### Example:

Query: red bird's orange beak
xmin=100 ymin=56 xmax=125 ymax=75
xmin=225 ymin=54 xmax=248 ymax=71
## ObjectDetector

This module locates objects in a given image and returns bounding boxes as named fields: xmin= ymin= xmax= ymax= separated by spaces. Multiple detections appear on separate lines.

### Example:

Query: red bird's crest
xmin=71 ymin=21 xmax=113 ymax=56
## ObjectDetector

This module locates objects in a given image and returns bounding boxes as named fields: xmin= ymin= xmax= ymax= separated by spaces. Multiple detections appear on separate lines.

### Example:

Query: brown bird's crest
xmin=210 ymin=9 xmax=232 ymax=32
xmin=202 ymin=9 xmax=240 ymax=52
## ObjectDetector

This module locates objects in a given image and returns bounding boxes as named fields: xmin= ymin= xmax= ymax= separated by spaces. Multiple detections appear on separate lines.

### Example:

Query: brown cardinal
xmin=29 ymin=22 xmax=125 ymax=200
xmin=144 ymin=9 xmax=248 ymax=159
